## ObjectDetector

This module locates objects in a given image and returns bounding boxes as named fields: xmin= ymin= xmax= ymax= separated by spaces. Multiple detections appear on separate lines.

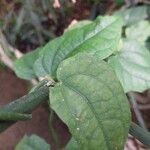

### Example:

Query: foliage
xmin=0 ymin=6 xmax=150 ymax=149
xmin=109 ymin=40 xmax=150 ymax=92
xmin=50 ymin=54 xmax=130 ymax=149
xmin=14 ymin=15 xmax=122 ymax=79
xmin=14 ymin=47 xmax=41 ymax=79
xmin=115 ymin=5 xmax=150 ymax=26
xmin=15 ymin=135 xmax=50 ymax=150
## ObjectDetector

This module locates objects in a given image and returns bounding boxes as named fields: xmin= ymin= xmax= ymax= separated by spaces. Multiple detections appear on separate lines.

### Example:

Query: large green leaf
xmin=50 ymin=54 xmax=131 ymax=149
xmin=15 ymin=135 xmax=50 ymax=150
xmin=126 ymin=21 xmax=150 ymax=45
xmin=115 ymin=5 xmax=149 ymax=26
xmin=14 ymin=48 xmax=41 ymax=80
xmin=65 ymin=138 xmax=79 ymax=150
xmin=34 ymin=16 xmax=122 ymax=78
xmin=109 ymin=40 xmax=150 ymax=93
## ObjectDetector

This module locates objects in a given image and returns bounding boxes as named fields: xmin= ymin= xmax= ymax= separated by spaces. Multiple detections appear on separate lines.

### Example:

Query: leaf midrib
xmin=63 ymin=82 xmax=111 ymax=150
xmin=60 ymin=71 xmax=126 ymax=140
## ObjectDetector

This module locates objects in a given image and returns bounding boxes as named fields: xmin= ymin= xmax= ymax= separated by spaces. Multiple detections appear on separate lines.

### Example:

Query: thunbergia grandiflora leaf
xmin=14 ymin=16 xmax=122 ymax=80
xmin=126 ymin=21 xmax=150 ymax=46
xmin=34 ymin=16 xmax=122 ymax=78
xmin=50 ymin=54 xmax=131 ymax=149
xmin=115 ymin=5 xmax=149 ymax=26
xmin=14 ymin=47 xmax=41 ymax=80
xmin=109 ymin=39 xmax=150 ymax=93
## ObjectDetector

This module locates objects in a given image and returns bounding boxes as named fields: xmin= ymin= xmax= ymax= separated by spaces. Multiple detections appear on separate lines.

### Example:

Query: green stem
xmin=130 ymin=122 xmax=150 ymax=148
xmin=0 ymin=85 xmax=49 ymax=132
xmin=48 ymin=109 xmax=61 ymax=149
xmin=0 ymin=111 xmax=32 ymax=121
xmin=29 ymin=79 xmax=49 ymax=93
xmin=1 ymin=86 xmax=49 ymax=113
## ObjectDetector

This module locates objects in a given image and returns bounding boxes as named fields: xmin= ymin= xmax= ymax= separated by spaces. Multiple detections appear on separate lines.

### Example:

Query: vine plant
xmin=0 ymin=13 xmax=150 ymax=149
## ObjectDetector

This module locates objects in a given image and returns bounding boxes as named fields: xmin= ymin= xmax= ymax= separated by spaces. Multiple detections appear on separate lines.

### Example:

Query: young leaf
xmin=34 ymin=16 xmax=122 ymax=78
xmin=109 ymin=40 xmax=150 ymax=93
xmin=15 ymin=135 xmax=50 ymax=150
xmin=126 ymin=21 xmax=150 ymax=45
xmin=50 ymin=54 xmax=131 ymax=149
xmin=14 ymin=47 xmax=41 ymax=80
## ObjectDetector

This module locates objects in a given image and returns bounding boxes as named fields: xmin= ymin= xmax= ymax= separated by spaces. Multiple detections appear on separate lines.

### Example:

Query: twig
xmin=0 ymin=84 xmax=49 ymax=132
xmin=142 ymin=0 xmax=150 ymax=4
xmin=138 ymin=104 xmax=150 ymax=110
xmin=0 ymin=30 xmax=23 ymax=58
xmin=130 ymin=122 xmax=150 ymax=148
xmin=89 ymin=4 xmax=97 ymax=20
xmin=0 ymin=30 xmax=38 ymax=85
xmin=0 ymin=30 xmax=22 ymax=70
xmin=0 ymin=45 xmax=13 ymax=70
xmin=48 ymin=109 xmax=60 ymax=149
xmin=128 ymin=92 xmax=147 ymax=130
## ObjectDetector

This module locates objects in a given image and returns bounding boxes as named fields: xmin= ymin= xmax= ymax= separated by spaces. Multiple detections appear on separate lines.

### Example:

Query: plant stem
xmin=128 ymin=92 xmax=147 ymax=130
xmin=0 ymin=85 xmax=49 ymax=132
xmin=0 ymin=111 xmax=32 ymax=121
xmin=130 ymin=122 xmax=150 ymax=148
xmin=48 ymin=109 xmax=61 ymax=149
xmin=1 ymin=86 xmax=49 ymax=113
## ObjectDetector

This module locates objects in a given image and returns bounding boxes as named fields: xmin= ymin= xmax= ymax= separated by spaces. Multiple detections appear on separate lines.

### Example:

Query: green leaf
xmin=65 ymin=138 xmax=79 ymax=150
xmin=126 ymin=21 xmax=150 ymax=45
xmin=65 ymin=20 xmax=92 ymax=32
xmin=109 ymin=40 xmax=150 ymax=93
xmin=14 ymin=48 xmax=41 ymax=80
xmin=115 ymin=5 xmax=149 ymax=26
xmin=34 ymin=16 xmax=122 ymax=78
xmin=50 ymin=54 xmax=131 ymax=149
xmin=15 ymin=134 xmax=50 ymax=150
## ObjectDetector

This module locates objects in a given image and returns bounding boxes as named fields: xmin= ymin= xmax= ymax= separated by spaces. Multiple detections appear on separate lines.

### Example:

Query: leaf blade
xmin=50 ymin=54 xmax=131 ymax=149
xmin=15 ymin=135 xmax=50 ymax=150
xmin=109 ymin=39 xmax=150 ymax=92
xmin=14 ymin=48 xmax=41 ymax=80
xmin=34 ymin=16 xmax=122 ymax=78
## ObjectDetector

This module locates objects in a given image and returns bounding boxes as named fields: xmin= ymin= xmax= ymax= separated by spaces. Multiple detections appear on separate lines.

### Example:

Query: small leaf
xmin=115 ymin=5 xmax=149 ymax=26
xmin=50 ymin=54 xmax=131 ymax=149
xmin=15 ymin=134 xmax=50 ymax=150
xmin=34 ymin=16 xmax=122 ymax=78
xmin=126 ymin=21 xmax=150 ymax=45
xmin=109 ymin=40 xmax=150 ymax=93
xmin=14 ymin=48 xmax=41 ymax=80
